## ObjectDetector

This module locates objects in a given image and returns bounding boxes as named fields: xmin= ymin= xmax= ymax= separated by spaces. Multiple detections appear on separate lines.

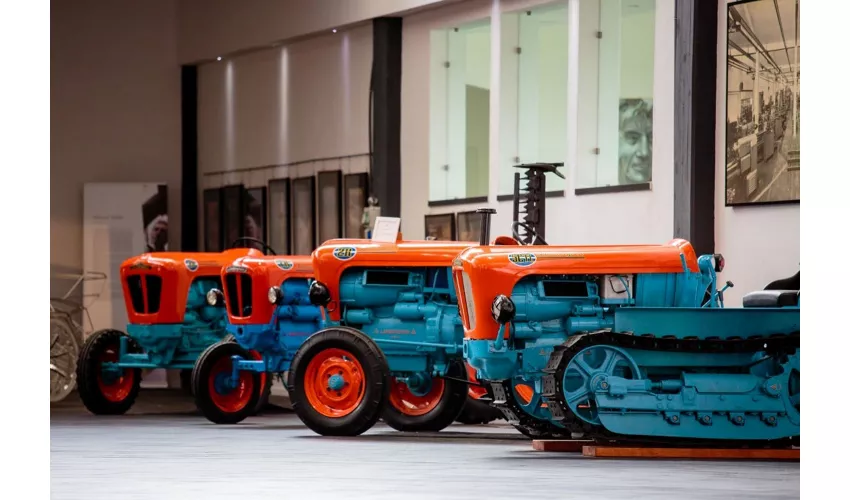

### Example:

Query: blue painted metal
xmin=330 ymin=266 xmax=464 ymax=383
xmin=226 ymin=277 xmax=323 ymax=374
xmin=463 ymin=258 xmax=801 ymax=442
xmin=112 ymin=277 xmax=230 ymax=370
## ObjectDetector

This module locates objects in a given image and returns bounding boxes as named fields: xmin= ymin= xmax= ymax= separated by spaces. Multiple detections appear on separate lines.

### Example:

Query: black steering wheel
xmin=511 ymin=222 xmax=548 ymax=246
xmin=229 ymin=237 xmax=277 ymax=256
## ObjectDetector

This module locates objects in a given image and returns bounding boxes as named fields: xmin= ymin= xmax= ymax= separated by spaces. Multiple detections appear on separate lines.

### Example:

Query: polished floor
xmin=51 ymin=391 xmax=800 ymax=500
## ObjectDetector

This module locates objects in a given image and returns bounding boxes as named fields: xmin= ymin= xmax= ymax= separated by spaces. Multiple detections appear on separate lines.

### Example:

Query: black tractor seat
xmin=742 ymin=290 xmax=799 ymax=308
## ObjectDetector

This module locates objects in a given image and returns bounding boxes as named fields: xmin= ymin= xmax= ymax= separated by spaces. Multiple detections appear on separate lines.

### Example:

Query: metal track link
xmin=541 ymin=329 xmax=800 ymax=448
xmin=490 ymin=380 xmax=570 ymax=439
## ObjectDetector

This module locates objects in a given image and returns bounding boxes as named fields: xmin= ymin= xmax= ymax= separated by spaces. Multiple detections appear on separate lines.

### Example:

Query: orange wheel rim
xmin=388 ymin=377 xmax=445 ymax=417
xmin=465 ymin=363 xmax=488 ymax=399
xmin=207 ymin=355 xmax=255 ymax=413
xmin=303 ymin=348 xmax=366 ymax=418
xmin=514 ymin=384 xmax=534 ymax=405
xmin=96 ymin=346 xmax=135 ymax=403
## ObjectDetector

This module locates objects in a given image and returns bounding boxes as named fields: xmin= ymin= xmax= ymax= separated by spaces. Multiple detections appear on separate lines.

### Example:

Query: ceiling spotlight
xmin=332 ymin=29 xmax=337 ymax=33
xmin=216 ymin=56 xmax=222 ymax=61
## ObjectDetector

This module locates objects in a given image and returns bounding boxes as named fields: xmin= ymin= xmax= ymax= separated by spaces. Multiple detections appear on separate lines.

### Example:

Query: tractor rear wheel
xmin=288 ymin=327 xmax=390 ymax=436
xmin=76 ymin=329 xmax=142 ymax=415
xmin=382 ymin=361 xmax=469 ymax=433
xmin=192 ymin=340 xmax=263 ymax=424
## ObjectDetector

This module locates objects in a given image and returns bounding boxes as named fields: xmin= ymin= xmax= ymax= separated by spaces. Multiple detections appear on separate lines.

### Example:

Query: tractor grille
xmin=125 ymin=275 xmax=163 ymax=314
xmin=224 ymin=273 xmax=253 ymax=317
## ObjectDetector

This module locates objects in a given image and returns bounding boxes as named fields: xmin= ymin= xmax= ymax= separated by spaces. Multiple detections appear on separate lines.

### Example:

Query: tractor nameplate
xmin=184 ymin=259 xmax=199 ymax=272
xmin=333 ymin=246 xmax=357 ymax=261
xmin=275 ymin=259 xmax=294 ymax=271
xmin=226 ymin=265 xmax=247 ymax=273
xmin=508 ymin=253 xmax=537 ymax=267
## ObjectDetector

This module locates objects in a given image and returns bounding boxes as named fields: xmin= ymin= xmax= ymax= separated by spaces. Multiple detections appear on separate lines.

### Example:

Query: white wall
xmin=51 ymin=0 xmax=182 ymax=294
xmin=402 ymin=0 xmax=675 ymax=245
xmin=177 ymin=0 xmax=457 ymax=63
xmin=714 ymin=0 xmax=800 ymax=306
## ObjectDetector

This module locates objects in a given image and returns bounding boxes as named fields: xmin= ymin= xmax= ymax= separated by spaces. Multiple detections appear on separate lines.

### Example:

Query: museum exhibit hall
xmin=19 ymin=0 xmax=840 ymax=497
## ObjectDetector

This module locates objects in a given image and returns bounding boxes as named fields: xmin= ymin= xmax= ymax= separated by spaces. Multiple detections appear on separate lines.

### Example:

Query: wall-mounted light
xmin=216 ymin=56 xmax=222 ymax=61
xmin=332 ymin=29 xmax=338 ymax=33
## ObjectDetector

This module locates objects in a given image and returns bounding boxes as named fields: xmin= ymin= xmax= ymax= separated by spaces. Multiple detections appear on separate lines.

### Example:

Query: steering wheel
xmin=511 ymin=222 xmax=548 ymax=246
xmin=229 ymin=237 xmax=277 ymax=256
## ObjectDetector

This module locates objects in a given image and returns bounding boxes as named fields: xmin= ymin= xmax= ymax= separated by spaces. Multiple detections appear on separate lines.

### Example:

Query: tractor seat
xmin=742 ymin=290 xmax=799 ymax=308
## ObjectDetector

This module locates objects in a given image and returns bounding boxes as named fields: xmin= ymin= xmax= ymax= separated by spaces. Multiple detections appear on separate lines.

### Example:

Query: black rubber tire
xmin=288 ymin=327 xmax=390 ymax=437
xmin=76 ymin=329 xmax=142 ymax=415
xmin=192 ymin=340 xmax=263 ymax=424
xmin=381 ymin=361 xmax=469 ymax=433
xmin=455 ymin=396 xmax=504 ymax=425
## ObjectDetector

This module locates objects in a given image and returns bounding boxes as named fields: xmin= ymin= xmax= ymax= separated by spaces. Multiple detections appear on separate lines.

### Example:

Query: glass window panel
xmin=429 ymin=18 xmax=491 ymax=202
xmin=577 ymin=0 xmax=655 ymax=189
xmin=500 ymin=2 xmax=569 ymax=196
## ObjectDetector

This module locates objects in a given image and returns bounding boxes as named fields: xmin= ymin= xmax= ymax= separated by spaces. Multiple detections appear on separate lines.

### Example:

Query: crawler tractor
xmin=452 ymin=209 xmax=800 ymax=446
xmin=287 ymin=236 xmax=490 ymax=436
xmin=192 ymin=253 xmax=321 ymax=424
xmin=75 ymin=239 xmax=273 ymax=415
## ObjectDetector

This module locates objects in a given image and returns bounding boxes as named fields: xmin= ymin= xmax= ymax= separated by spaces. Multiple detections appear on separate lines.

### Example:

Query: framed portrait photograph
xmin=424 ymin=213 xmax=455 ymax=241
xmin=245 ymin=187 xmax=267 ymax=249
xmin=724 ymin=0 xmax=800 ymax=206
xmin=343 ymin=173 xmax=369 ymax=238
xmin=456 ymin=210 xmax=482 ymax=242
xmin=291 ymin=176 xmax=316 ymax=255
xmin=267 ymin=178 xmax=291 ymax=255
xmin=317 ymin=171 xmax=343 ymax=244
xmin=221 ymin=184 xmax=245 ymax=249
xmin=203 ymin=188 xmax=223 ymax=252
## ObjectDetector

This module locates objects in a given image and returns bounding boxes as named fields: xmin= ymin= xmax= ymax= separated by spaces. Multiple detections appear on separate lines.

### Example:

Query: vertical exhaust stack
xmin=476 ymin=208 xmax=497 ymax=245
xmin=512 ymin=163 xmax=564 ymax=245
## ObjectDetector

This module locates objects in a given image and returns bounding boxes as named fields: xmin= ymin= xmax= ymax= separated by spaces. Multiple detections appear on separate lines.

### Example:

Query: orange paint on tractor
xmin=452 ymin=239 xmax=700 ymax=341
xmin=119 ymin=248 xmax=264 ymax=324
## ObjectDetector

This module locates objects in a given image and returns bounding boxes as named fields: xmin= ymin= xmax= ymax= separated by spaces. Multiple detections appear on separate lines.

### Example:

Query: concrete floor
xmin=51 ymin=391 xmax=800 ymax=500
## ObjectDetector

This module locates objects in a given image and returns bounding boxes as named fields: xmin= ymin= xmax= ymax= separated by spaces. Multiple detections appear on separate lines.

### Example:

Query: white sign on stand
xmin=371 ymin=216 xmax=401 ymax=243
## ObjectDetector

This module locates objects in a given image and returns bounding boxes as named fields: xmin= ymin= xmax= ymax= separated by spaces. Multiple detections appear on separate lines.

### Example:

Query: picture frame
xmin=221 ymin=184 xmax=245 ymax=249
xmin=723 ymin=0 xmax=800 ymax=207
xmin=291 ymin=176 xmax=317 ymax=255
xmin=424 ymin=213 xmax=456 ymax=241
xmin=456 ymin=210 xmax=482 ymax=242
xmin=267 ymin=178 xmax=291 ymax=255
xmin=317 ymin=171 xmax=343 ymax=244
xmin=202 ymin=188 xmax=223 ymax=252
xmin=343 ymin=173 xmax=369 ymax=238
xmin=245 ymin=187 xmax=267 ymax=248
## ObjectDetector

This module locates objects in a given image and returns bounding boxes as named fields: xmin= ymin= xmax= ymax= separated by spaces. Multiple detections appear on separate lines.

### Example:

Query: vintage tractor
xmin=192 ymin=254 xmax=321 ymax=424
xmin=286 ymin=236 xmax=491 ymax=436
xmin=75 ymin=239 xmax=274 ymax=415
xmin=451 ymin=208 xmax=800 ymax=446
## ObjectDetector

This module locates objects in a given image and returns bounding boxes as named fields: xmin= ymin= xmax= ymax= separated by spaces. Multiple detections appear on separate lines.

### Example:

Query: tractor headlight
xmin=712 ymin=253 xmax=725 ymax=273
xmin=206 ymin=288 xmax=223 ymax=307
xmin=308 ymin=281 xmax=331 ymax=307
xmin=490 ymin=294 xmax=516 ymax=324
xmin=268 ymin=286 xmax=282 ymax=305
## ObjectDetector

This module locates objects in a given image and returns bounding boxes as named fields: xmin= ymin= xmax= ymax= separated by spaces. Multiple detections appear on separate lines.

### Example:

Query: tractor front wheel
xmin=382 ymin=362 xmax=469 ymax=433
xmin=192 ymin=341 xmax=262 ymax=424
xmin=76 ymin=329 xmax=142 ymax=415
xmin=288 ymin=327 xmax=390 ymax=436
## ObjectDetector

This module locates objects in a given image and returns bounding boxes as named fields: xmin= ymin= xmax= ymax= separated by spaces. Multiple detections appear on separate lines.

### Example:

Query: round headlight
xmin=268 ymin=286 xmax=282 ymax=305
xmin=308 ymin=281 xmax=331 ymax=307
xmin=206 ymin=288 xmax=222 ymax=306
xmin=490 ymin=294 xmax=516 ymax=324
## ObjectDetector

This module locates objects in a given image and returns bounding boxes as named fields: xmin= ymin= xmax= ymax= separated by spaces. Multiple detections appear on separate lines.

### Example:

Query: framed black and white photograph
xmin=291 ymin=176 xmax=316 ymax=255
xmin=245 ymin=187 xmax=267 ymax=248
xmin=343 ymin=173 xmax=369 ymax=238
xmin=203 ymin=188 xmax=223 ymax=252
xmin=456 ymin=210 xmax=482 ymax=242
xmin=221 ymin=184 xmax=245 ymax=249
xmin=724 ymin=0 xmax=800 ymax=206
xmin=424 ymin=213 xmax=455 ymax=241
xmin=268 ymin=178 xmax=291 ymax=255
xmin=317 ymin=171 xmax=343 ymax=244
